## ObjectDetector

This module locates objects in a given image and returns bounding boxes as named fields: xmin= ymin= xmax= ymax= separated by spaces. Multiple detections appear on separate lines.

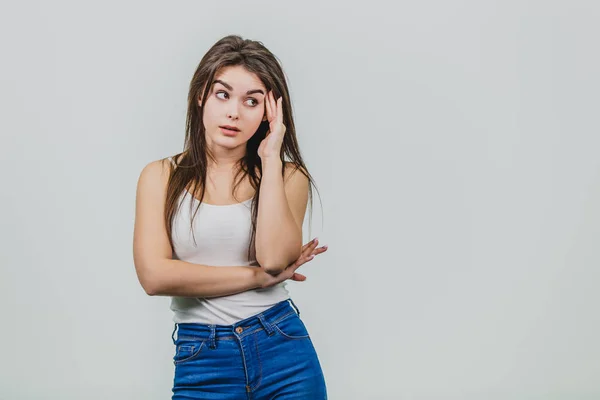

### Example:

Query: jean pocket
xmin=173 ymin=338 xmax=205 ymax=365
xmin=273 ymin=313 xmax=310 ymax=340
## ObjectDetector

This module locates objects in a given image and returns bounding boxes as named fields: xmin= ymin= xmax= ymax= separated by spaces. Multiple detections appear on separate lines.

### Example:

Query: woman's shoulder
xmin=168 ymin=152 xmax=187 ymax=166
xmin=137 ymin=153 xmax=184 ymax=192
xmin=140 ymin=156 xmax=173 ymax=174
xmin=150 ymin=152 xmax=187 ymax=172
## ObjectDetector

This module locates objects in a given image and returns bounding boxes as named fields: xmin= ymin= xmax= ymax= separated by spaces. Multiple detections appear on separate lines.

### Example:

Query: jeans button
xmin=235 ymin=327 xmax=243 ymax=334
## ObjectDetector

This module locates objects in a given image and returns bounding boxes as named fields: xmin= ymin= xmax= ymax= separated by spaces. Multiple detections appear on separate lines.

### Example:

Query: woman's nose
xmin=227 ymin=104 xmax=240 ymax=120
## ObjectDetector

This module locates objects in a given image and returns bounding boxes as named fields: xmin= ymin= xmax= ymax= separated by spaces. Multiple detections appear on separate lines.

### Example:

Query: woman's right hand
xmin=257 ymin=238 xmax=328 ymax=289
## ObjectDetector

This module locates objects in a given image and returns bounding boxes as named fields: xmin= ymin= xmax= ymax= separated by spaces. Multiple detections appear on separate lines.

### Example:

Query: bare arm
xmin=255 ymin=159 xmax=308 ymax=274
xmin=255 ymin=93 xmax=309 ymax=274
xmin=140 ymin=259 xmax=261 ymax=298
xmin=133 ymin=159 xmax=262 ymax=297
xmin=149 ymin=237 xmax=327 ymax=297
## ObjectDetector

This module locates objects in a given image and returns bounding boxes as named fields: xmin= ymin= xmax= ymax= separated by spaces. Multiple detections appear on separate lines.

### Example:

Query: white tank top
xmin=167 ymin=157 xmax=290 ymax=325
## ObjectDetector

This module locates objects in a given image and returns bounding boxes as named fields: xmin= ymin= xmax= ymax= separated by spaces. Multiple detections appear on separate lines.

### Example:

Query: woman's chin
xmin=211 ymin=136 xmax=246 ymax=150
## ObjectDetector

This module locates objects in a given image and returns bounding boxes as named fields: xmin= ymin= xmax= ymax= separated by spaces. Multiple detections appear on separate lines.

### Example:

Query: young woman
xmin=133 ymin=35 xmax=328 ymax=399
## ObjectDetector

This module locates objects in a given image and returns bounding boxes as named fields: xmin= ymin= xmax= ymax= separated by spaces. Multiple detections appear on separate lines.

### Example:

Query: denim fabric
xmin=171 ymin=299 xmax=327 ymax=399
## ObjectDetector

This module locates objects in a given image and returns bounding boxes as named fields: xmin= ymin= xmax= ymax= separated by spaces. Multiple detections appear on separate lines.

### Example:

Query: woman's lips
xmin=219 ymin=126 xmax=240 ymax=136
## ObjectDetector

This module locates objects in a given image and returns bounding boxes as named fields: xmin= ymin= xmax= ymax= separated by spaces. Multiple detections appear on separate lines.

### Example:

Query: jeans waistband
xmin=171 ymin=298 xmax=301 ymax=347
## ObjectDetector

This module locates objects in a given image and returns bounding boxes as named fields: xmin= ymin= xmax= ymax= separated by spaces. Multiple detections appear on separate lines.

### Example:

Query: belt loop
xmin=171 ymin=323 xmax=178 ymax=344
xmin=288 ymin=298 xmax=301 ymax=317
xmin=209 ymin=325 xmax=217 ymax=349
xmin=258 ymin=314 xmax=275 ymax=336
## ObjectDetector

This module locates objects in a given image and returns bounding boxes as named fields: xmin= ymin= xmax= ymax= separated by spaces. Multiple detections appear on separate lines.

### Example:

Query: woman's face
xmin=200 ymin=65 xmax=267 ymax=151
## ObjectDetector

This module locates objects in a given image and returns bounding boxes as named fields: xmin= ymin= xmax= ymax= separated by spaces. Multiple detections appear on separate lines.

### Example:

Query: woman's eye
xmin=215 ymin=91 xmax=257 ymax=106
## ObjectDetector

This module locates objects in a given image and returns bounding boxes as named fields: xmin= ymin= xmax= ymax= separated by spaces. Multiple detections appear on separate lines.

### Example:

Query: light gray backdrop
xmin=1 ymin=1 xmax=599 ymax=399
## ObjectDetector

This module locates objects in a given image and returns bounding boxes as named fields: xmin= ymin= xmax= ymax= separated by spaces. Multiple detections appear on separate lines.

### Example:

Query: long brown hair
xmin=163 ymin=35 xmax=319 ymax=257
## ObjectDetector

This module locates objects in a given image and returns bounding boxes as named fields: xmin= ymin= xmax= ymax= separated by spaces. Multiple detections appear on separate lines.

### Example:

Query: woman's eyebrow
xmin=213 ymin=79 xmax=265 ymax=96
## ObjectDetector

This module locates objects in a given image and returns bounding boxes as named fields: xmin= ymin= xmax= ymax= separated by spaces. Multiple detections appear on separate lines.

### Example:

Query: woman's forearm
xmin=142 ymin=258 xmax=261 ymax=298
xmin=255 ymin=158 xmax=302 ymax=273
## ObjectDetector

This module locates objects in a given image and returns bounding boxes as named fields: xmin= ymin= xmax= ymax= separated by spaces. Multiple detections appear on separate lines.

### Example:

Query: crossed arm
xmin=132 ymin=159 xmax=323 ymax=297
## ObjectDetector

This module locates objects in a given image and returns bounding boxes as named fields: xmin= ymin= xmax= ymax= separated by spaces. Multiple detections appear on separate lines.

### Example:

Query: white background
xmin=1 ymin=1 xmax=599 ymax=399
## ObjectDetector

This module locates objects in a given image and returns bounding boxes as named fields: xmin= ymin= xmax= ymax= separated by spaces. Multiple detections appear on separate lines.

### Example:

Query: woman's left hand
xmin=258 ymin=91 xmax=286 ymax=160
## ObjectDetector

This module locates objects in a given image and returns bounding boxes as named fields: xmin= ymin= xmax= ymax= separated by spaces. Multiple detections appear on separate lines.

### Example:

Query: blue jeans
xmin=171 ymin=299 xmax=327 ymax=399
